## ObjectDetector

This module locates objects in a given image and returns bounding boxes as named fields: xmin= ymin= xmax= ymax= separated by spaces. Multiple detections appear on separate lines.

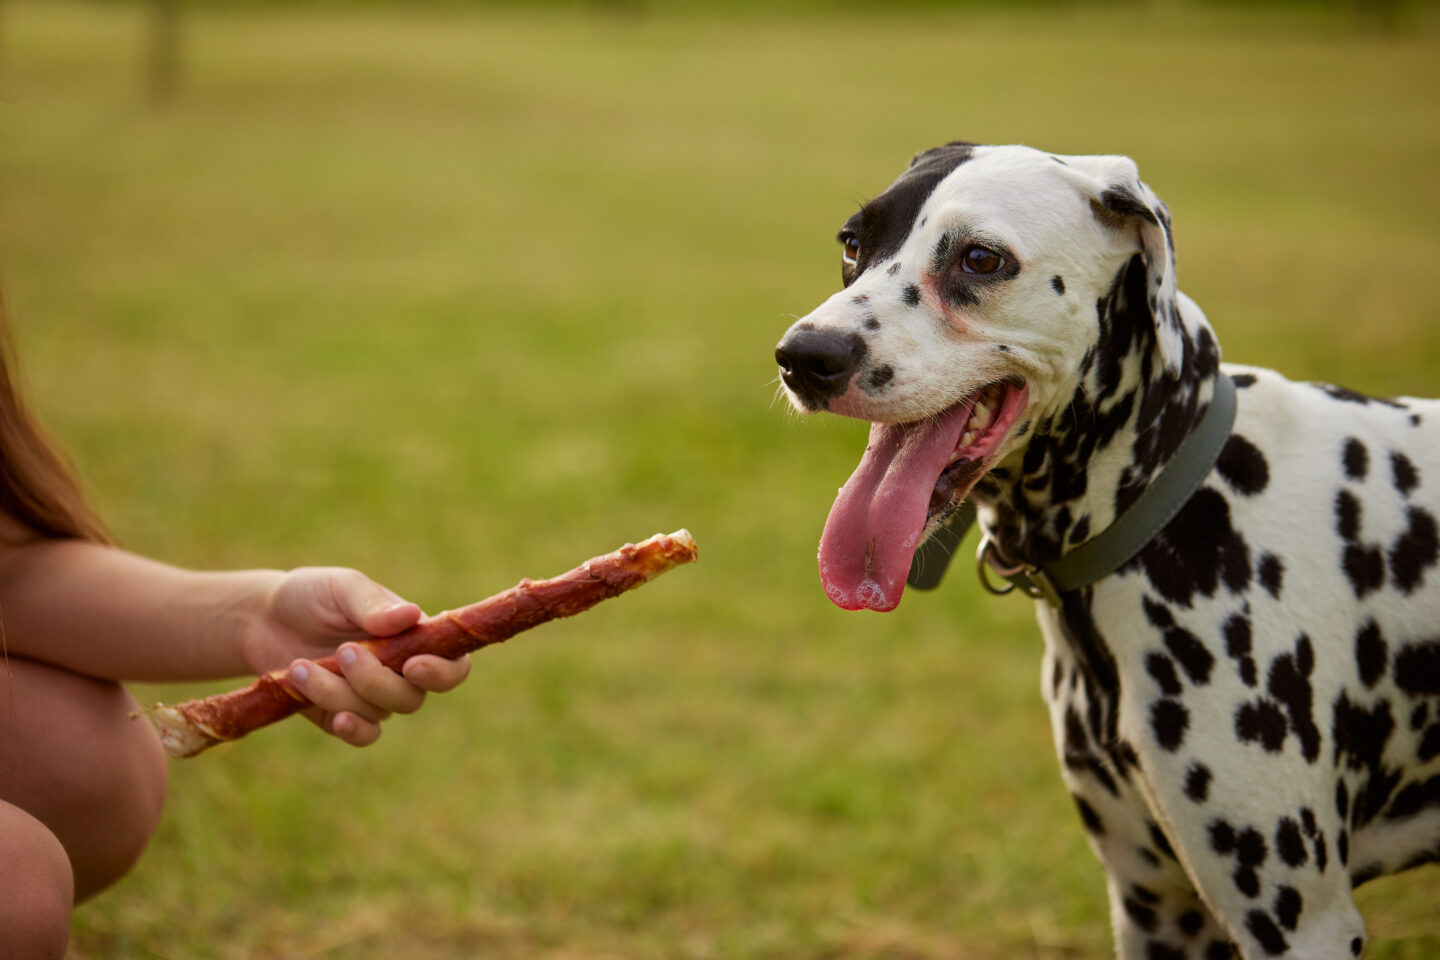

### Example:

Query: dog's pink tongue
xmin=818 ymin=404 xmax=969 ymax=611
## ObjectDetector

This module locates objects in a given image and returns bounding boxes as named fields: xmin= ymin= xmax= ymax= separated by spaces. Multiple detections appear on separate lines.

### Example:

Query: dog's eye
xmin=841 ymin=234 xmax=860 ymax=265
xmin=961 ymin=245 xmax=1005 ymax=275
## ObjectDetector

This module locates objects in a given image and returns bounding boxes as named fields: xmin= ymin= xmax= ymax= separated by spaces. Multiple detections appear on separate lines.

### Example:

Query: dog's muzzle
xmin=775 ymin=327 xmax=868 ymax=410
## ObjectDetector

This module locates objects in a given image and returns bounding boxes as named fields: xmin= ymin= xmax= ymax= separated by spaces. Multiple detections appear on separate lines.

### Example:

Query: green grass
xmin=2 ymin=1 xmax=1438 ymax=957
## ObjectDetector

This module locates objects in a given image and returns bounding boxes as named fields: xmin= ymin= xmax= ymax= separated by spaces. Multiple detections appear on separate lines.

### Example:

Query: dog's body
xmin=775 ymin=143 xmax=1440 ymax=959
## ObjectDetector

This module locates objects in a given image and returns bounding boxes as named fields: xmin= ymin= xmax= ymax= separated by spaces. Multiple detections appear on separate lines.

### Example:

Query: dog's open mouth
xmin=818 ymin=377 xmax=1029 ymax=611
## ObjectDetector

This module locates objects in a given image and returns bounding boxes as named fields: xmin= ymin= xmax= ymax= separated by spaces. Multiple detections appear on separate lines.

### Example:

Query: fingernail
xmin=290 ymin=662 xmax=309 ymax=684
xmin=339 ymin=646 xmax=358 ymax=667
xmin=333 ymin=714 xmax=352 ymax=736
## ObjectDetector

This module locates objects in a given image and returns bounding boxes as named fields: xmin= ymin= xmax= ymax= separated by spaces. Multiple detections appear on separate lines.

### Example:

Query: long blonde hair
xmin=0 ymin=285 xmax=111 ymax=543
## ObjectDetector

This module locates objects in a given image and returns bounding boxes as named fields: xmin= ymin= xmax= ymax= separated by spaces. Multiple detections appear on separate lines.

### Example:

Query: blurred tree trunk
xmin=147 ymin=0 xmax=180 ymax=105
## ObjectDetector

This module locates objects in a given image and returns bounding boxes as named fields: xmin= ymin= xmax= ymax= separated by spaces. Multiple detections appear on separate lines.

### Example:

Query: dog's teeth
xmin=961 ymin=431 xmax=975 ymax=447
xmin=970 ymin=402 xmax=993 ymax=429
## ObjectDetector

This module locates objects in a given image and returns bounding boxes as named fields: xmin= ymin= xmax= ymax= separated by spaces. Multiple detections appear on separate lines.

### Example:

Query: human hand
xmin=242 ymin=567 xmax=472 ymax=746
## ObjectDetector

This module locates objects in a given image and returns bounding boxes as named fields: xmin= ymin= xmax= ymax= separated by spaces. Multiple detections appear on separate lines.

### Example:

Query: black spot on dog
xmin=1394 ymin=640 xmax=1440 ymax=697
xmin=1237 ymin=700 xmax=1288 ymax=753
xmin=1051 ymin=274 xmax=1066 ymax=295
xmin=1421 ymin=725 xmax=1440 ymax=763
xmin=886 ymin=261 xmax=902 ymax=277
xmin=1143 ymin=596 xmax=1174 ymax=629
xmin=1146 ymin=653 xmax=1183 ymax=696
xmin=1389 ymin=505 xmax=1438 ymax=594
xmin=1273 ymin=886 xmax=1302 ymax=931
xmin=1147 ymin=942 xmax=1185 ymax=960
xmin=1063 ymin=705 xmax=1088 ymax=756
xmin=1234 ymin=865 xmax=1260 ymax=898
xmin=1275 ymin=818 xmax=1307 ymax=867
xmin=1392 ymin=451 xmax=1419 ymax=496
xmin=1165 ymin=627 xmax=1215 ymax=685
xmin=1218 ymin=435 xmax=1270 ymax=495
xmin=1225 ymin=614 xmax=1258 ymax=687
xmin=1057 ymin=592 xmax=1122 ymax=752
xmin=1237 ymin=826 xmax=1268 ymax=868
xmin=1149 ymin=821 xmax=1177 ymax=860
xmin=1074 ymin=794 xmax=1105 ymax=835
xmin=851 ymin=293 xmax=870 ymax=306
xmin=1124 ymin=897 xmax=1158 ymax=932
xmin=1313 ymin=382 xmax=1407 ymax=409
xmin=1355 ymin=620 xmax=1387 ymax=688
xmin=1179 ymin=910 xmax=1206 ymax=937
xmin=902 ymin=283 xmax=921 ymax=307
xmin=863 ymin=314 xmax=881 ymax=332
xmin=1231 ymin=373 xmax=1257 ymax=388
xmin=862 ymin=365 xmax=894 ymax=392
xmin=1245 ymin=911 xmax=1288 ymax=955
xmin=1152 ymin=698 xmax=1189 ymax=751
xmin=1269 ymin=634 xmax=1321 ymax=763
xmin=1185 ymin=763 xmax=1212 ymax=803
xmin=1336 ymin=489 xmax=1362 ymax=541
xmin=1344 ymin=544 xmax=1386 ymax=599
xmin=1338 ymin=829 xmax=1350 ymax=865
xmin=1209 ymin=819 xmax=1236 ymax=854
xmin=1336 ymin=780 xmax=1351 ymax=821
xmin=1069 ymin=514 xmax=1090 ymax=545
xmin=1332 ymin=694 xmax=1399 ymax=827
xmin=1257 ymin=553 xmax=1284 ymax=598
xmin=1137 ymin=488 xmax=1252 ymax=606
xmin=1351 ymin=937 xmax=1365 ymax=956
xmin=1206 ymin=941 xmax=1237 ymax=960
xmin=1386 ymin=774 xmax=1440 ymax=820
xmin=1413 ymin=703 xmax=1430 ymax=730
xmin=1343 ymin=437 xmax=1369 ymax=480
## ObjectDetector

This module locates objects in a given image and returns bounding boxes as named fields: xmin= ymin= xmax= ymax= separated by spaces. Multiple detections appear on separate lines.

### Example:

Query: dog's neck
xmin=971 ymin=255 xmax=1222 ymax=568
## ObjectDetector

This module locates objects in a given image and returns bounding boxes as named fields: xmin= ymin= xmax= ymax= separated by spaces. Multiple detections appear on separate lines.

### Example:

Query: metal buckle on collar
xmin=976 ymin=535 xmax=1062 ymax=608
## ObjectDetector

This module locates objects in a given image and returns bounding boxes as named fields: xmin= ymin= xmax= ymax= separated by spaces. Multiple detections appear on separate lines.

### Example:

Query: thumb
xmin=328 ymin=569 xmax=424 ymax=638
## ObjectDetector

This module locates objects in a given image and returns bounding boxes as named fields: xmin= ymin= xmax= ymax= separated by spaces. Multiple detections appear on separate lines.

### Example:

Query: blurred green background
xmin=3 ymin=1 xmax=1438 ymax=957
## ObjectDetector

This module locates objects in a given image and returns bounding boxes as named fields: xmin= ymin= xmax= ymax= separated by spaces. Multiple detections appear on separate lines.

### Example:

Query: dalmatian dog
xmin=773 ymin=142 xmax=1440 ymax=959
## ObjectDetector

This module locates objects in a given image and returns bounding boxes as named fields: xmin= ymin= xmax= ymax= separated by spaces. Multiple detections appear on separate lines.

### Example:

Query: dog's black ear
xmin=1072 ymin=157 xmax=1187 ymax=378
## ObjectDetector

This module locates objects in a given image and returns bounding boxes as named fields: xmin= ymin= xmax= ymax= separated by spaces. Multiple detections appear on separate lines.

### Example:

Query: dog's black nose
xmin=775 ymin=328 xmax=868 ymax=409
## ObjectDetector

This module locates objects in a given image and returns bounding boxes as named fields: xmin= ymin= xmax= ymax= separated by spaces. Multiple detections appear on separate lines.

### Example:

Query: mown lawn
xmin=2 ymin=1 xmax=1438 ymax=957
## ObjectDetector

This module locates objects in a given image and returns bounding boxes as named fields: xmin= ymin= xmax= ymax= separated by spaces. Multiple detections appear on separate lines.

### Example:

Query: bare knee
xmin=0 ymin=658 xmax=169 ymax=901
xmin=0 ymin=800 xmax=74 ymax=958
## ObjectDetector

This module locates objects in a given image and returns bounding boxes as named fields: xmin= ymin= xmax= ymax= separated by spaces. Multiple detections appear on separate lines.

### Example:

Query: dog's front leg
xmin=1040 ymin=620 xmax=1239 ymax=959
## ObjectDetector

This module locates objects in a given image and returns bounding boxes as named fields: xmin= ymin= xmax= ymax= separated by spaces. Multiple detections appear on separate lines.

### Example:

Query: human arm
xmin=0 ymin=520 xmax=469 ymax=745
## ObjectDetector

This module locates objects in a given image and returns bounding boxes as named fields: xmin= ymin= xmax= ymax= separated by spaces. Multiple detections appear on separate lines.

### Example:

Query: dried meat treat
xmin=147 ymin=530 xmax=697 ymax=758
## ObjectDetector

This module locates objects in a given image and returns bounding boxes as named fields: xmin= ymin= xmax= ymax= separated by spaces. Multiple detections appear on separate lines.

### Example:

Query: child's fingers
xmin=324 ymin=569 xmax=423 ymax=638
xmin=402 ymin=653 xmax=472 ymax=693
xmin=329 ymin=711 xmax=382 ymax=747
xmin=299 ymin=706 xmax=384 ymax=747
xmin=289 ymin=658 xmax=392 ymax=724
xmin=335 ymin=643 xmax=428 ymax=715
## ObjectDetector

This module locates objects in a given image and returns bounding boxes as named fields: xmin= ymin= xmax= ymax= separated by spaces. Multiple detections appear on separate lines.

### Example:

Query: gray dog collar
xmin=908 ymin=373 xmax=1238 ymax=607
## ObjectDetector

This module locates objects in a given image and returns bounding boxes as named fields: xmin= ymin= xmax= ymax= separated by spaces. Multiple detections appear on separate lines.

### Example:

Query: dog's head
xmin=776 ymin=142 xmax=1197 ymax=611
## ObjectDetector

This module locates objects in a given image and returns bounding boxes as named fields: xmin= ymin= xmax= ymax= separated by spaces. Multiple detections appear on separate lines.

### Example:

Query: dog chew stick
xmin=147 ymin=530 xmax=698 ymax=758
